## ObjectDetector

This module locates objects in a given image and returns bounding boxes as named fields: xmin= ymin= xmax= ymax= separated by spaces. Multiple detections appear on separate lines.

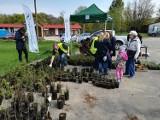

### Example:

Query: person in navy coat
xmin=15 ymin=27 xmax=28 ymax=63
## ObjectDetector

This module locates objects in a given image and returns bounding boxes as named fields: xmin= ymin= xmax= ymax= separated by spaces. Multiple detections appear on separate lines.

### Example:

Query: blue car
xmin=0 ymin=29 xmax=12 ymax=39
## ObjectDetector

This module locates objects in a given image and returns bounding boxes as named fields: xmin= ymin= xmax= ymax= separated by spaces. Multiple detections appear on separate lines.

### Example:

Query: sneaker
xmin=128 ymin=76 xmax=135 ymax=79
xmin=123 ymin=73 xmax=129 ymax=75
xmin=120 ymin=79 xmax=123 ymax=82
xmin=116 ymin=79 xmax=121 ymax=83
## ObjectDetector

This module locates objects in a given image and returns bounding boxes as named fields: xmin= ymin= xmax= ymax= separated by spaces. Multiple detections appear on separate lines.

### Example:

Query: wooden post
xmin=34 ymin=0 xmax=38 ymax=40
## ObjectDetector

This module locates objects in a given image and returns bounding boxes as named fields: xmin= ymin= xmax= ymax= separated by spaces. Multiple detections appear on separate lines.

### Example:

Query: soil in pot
xmin=59 ymin=112 xmax=66 ymax=120
xmin=27 ymin=92 xmax=34 ymax=103
xmin=57 ymin=83 xmax=62 ymax=93
xmin=65 ymin=90 xmax=69 ymax=100
xmin=78 ymin=79 xmax=82 ymax=84
xmin=0 ymin=109 xmax=5 ymax=120
xmin=114 ymin=82 xmax=120 ymax=88
xmin=0 ymin=95 xmax=3 ymax=105
xmin=57 ymin=98 xmax=64 ymax=109
xmin=59 ymin=95 xmax=65 ymax=104
xmin=52 ymin=90 xmax=57 ymax=100
xmin=22 ymin=110 xmax=29 ymax=120
xmin=83 ymin=77 xmax=88 ymax=83
xmin=41 ymin=105 xmax=47 ymax=117
xmin=29 ymin=107 xmax=36 ymax=119
xmin=32 ymin=102 xmax=38 ymax=115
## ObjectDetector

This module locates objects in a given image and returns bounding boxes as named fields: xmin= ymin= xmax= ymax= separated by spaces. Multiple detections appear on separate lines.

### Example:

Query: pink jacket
xmin=116 ymin=51 xmax=128 ymax=68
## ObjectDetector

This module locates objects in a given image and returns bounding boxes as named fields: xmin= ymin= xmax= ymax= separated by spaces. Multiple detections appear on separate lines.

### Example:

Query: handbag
xmin=127 ymin=50 xmax=136 ymax=59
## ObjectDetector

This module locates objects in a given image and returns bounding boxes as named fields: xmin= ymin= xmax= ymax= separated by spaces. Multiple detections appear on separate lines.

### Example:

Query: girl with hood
xmin=116 ymin=45 xmax=128 ymax=82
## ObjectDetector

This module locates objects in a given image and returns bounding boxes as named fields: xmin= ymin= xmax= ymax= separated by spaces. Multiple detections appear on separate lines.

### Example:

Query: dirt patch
xmin=84 ymin=92 xmax=97 ymax=108
xmin=124 ymin=114 xmax=139 ymax=120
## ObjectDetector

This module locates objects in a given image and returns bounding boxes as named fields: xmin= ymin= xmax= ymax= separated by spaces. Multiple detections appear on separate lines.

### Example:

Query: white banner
xmin=22 ymin=4 xmax=39 ymax=53
xmin=64 ymin=14 xmax=71 ymax=43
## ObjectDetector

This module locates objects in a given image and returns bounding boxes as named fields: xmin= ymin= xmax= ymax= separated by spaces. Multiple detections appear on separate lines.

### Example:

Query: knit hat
xmin=129 ymin=30 xmax=138 ymax=36
xmin=119 ymin=45 xmax=126 ymax=52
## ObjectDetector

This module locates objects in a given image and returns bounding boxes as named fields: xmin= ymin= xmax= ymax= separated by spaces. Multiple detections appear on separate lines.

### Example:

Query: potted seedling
xmin=64 ymin=86 xmax=69 ymax=101
xmin=59 ymin=112 xmax=66 ymax=120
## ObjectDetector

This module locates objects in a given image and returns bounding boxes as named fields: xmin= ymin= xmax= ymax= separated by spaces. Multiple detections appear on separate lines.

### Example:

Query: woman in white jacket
xmin=125 ymin=31 xmax=141 ymax=78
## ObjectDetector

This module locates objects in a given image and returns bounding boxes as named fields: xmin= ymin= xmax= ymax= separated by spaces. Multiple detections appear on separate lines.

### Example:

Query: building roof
xmin=0 ymin=23 xmax=81 ymax=29
xmin=43 ymin=23 xmax=81 ymax=29
xmin=0 ymin=24 xmax=23 ymax=28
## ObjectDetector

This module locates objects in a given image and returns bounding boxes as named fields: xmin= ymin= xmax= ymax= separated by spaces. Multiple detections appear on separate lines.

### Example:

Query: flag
xmin=64 ymin=14 xmax=71 ymax=43
xmin=22 ymin=4 xmax=39 ymax=53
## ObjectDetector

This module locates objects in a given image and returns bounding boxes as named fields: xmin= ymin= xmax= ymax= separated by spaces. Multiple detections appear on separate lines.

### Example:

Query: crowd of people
xmin=15 ymin=27 xmax=141 ymax=84
xmin=89 ymin=28 xmax=141 ymax=83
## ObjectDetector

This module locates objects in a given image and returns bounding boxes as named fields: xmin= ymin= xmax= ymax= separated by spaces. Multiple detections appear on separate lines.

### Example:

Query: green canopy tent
xmin=70 ymin=4 xmax=113 ymax=31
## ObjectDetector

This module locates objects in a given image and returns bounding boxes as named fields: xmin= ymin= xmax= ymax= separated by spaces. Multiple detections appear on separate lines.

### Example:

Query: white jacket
xmin=127 ymin=37 xmax=141 ymax=59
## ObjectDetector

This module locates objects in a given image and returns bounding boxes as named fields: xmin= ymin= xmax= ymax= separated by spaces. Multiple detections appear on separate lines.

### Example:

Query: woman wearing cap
xmin=125 ymin=31 xmax=141 ymax=78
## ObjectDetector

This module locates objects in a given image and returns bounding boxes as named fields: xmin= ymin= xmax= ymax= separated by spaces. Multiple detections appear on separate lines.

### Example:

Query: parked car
xmin=60 ymin=33 xmax=77 ymax=42
xmin=2 ymin=34 xmax=15 ymax=39
xmin=0 ymin=29 xmax=15 ymax=40
xmin=77 ymin=33 xmax=91 ymax=43
xmin=90 ymin=30 xmax=127 ymax=49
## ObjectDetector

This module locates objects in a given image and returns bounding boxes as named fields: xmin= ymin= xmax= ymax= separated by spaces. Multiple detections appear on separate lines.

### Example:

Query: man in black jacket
xmin=15 ymin=27 xmax=28 ymax=63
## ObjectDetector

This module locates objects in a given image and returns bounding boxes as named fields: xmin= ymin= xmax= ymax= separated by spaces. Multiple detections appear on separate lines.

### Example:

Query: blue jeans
xmin=126 ymin=58 xmax=135 ymax=77
xmin=98 ymin=61 xmax=108 ymax=76
xmin=58 ymin=53 xmax=67 ymax=69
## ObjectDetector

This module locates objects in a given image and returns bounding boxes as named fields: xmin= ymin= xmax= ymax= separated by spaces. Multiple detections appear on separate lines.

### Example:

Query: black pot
xmin=22 ymin=110 xmax=29 ymax=120
xmin=85 ymin=68 xmax=90 ymax=72
xmin=59 ymin=95 xmax=65 ymax=104
xmin=41 ymin=105 xmax=47 ymax=116
xmin=83 ymin=77 xmax=88 ymax=83
xmin=57 ymin=99 xmax=64 ymax=109
xmin=45 ymin=98 xmax=50 ymax=106
xmin=78 ymin=79 xmax=82 ymax=84
xmin=28 ymin=92 xmax=34 ymax=103
xmin=0 ymin=95 xmax=3 ymax=105
xmin=29 ymin=107 xmax=35 ymax=119
xmin=59 ymin=113 xmax=66 ymax=120
xmin=72 ymin=78 xmax=77 ymax=82
xmin=57 ymin=84 xmax=61 ymax=93
xmin=0 ymin=109 xmax=5 ymax=120
xmin=65 ymin=90 xmax=69 ymax=100
xmin=32 ymin=103 xmax=38 ymax=114
xmin=115 ymin=82 xmax=120 ymax=88
xmin=50 ymin=84 xmax=54 ymax=93
xmin=52 ymin=90 xmax=57 ymax=100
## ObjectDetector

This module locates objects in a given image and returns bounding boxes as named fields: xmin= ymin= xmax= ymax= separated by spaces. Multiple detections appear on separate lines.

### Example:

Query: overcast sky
xmin=0 ymin=0 xmax=159 ymax=17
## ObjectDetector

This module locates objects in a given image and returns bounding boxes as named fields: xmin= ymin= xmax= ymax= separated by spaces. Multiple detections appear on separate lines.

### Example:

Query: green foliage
xmin=141 ymin=61 xmax=160 ymax=70
xmin=0 ymin=40 xmax=78 ymax=75
xmin=0 ymin=13 xmax=65 ymax=24
xmin=108 ymin=0 xmax=124 ymax=32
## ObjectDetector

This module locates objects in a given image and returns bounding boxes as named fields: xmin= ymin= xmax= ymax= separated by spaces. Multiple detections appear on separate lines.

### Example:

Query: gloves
xmin=49 ymin=64 xmax=52 ymax=68
xmin=22 ymin=36 xmax=25 ymax=41
xmin=103 ymin=56 xmax=107 ymax=62
xmin=67 ymin=53 xmax=70 ymax=57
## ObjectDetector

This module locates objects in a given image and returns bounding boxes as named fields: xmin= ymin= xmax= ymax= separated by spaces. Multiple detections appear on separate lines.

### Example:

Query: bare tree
xmin=156 ymin=5 xmax=160 ymax=18
xmin=124 ymin=0 xmax=155 ymax=31
xmin=74 ymin=6 xmax=87 ymax=14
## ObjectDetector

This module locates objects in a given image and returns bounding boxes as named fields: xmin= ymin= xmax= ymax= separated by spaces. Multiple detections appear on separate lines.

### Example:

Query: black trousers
xmin=17 ymin=49 xmax=28 ymax=62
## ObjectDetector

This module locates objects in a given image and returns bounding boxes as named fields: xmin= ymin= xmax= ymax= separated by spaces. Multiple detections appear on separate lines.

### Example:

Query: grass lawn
xmin=0 ymin=39 xmax=78 ymax=75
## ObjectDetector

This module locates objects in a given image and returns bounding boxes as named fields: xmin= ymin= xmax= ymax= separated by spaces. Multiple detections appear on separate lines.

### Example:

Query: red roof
xmin=0 ymin=24 xmax=23 ymax=28
xmin=0 ymin=23 xmax=81 ymax=29
xmin=43 ymin=23 xmax=81 ymax=29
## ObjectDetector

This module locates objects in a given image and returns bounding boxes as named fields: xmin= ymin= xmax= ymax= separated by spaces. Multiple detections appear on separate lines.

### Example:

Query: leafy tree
xmin=108 ymin=0 xmax=124 ymax=32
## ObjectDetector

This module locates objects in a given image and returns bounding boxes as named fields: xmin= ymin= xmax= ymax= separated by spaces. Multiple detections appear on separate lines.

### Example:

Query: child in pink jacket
xmin=116 ymin=45 xmax=128 ymax=83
